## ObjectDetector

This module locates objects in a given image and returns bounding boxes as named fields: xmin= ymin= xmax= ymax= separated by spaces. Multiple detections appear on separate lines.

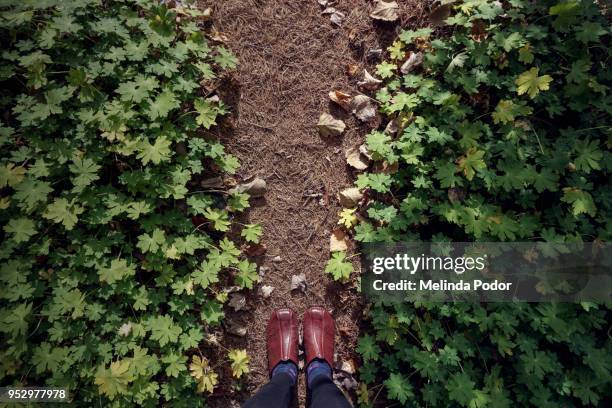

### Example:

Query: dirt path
xmin=199 ymin=1 xmax=425 ymax=405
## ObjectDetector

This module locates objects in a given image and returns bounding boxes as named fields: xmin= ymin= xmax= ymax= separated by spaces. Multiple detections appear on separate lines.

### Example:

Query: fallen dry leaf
xmin=351 ymin=95 xmax=377 ymax=123
xmin=338 ymin=374 xmax=358 ymax=391
xmin=384 ymin=119 xmax=399 ymax=134
xmin=231 ymin=177 xmax=266 ymax=198
xmin=346 ymin=64 xmax=359 ymax=77
xmin=291 ymin=274 xmax=307 ymax=292
xmin=118 ymin=322 xmax=133 ymax=337
xmin=329 ymin=90 xmax=352 ymax=111
xmin=330 ymin=229 xmax=349 ymax=252
xmin=400 ymin=51 xmax=423 ymax=74
xmin=345 ymin=146 xmax=369 ymax=170
xmin=370 ymin=0 xmax=399 ymax=22
xmin=359 ymin=143 xmax=373 ymax=160
xmin=322 ymin=7 xmax=346 ymax=26
xmin=382 ymin=160 xmax=399 ymax=174
xmin=260 ymin=285 xmax=275 ymax=298
xmin=228 ymin=293 xmax=246 ymax=311
xmin=429 ymin=3 xmax=451 ymax=26
xmin=210 ymin=27 xmax=229 ymax=42
xmin=357 ymin=70 xmax=383 ymax=91
xmin=471 ymin=20 xmax=488 ymax=42
xmin=338 ymin=187 xmax=363 ymax=208
xmin=330 ymin=11 xmax=346 ymax=26
xmin=245 ymin=243 xmax=267 ymax=257
xmin=318 ymin=113 xmax=346 ymax=137
xmin=227 ymin=322 xmax=247 ymax=337
xmin=340 ymin=360 xmax=356 ymax=375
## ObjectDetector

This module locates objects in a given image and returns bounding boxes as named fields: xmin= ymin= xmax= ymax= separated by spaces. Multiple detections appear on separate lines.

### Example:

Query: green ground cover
xmin=0 ymin=1 xmax=257 ymax=405
xmin=348 ymin=1 xmax=611 ymax=406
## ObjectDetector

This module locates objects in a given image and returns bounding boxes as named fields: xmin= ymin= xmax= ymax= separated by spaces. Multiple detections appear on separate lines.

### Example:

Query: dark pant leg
xmin=308 ymin=376 xmax=352 ymax=408
xmin=242 ymin=373 xmax=294 ymax=408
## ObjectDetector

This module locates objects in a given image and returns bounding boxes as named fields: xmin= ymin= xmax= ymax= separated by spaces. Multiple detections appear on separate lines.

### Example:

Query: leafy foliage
xmin=0 ymin=1 xmax=254 ymax=406
xmin=228 ymin=349 xmax=250 ymax=378
xmin=350 ymin=1 xmax=611 ymax=406
xmin=325 ymin=251 xmax=354 ymax=282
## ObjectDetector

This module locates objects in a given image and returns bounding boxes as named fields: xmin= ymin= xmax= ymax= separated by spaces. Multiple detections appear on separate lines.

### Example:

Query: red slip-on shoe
xmin=302 ymin=306 xmax=335 ymax=367
xmin=266 ymin=308 xmax=299 ymax=376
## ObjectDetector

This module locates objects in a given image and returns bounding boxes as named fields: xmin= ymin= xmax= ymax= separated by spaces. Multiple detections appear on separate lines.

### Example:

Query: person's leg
xmin=242 ymin=362 xmax=297 ymax=408
xmin=242 ymin=309 xmax=299 ymax=408
xmin=306 ymin=359 xmax=351 ymax=408
xmin=303 ymin=307 xmax=352 ymax=408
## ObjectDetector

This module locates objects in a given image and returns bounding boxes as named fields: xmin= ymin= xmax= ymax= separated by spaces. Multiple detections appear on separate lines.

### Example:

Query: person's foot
xmin=303 ymin=306 xmax=335 ymax=386
xmin=266 ymin=308 xmax=299 ymax=380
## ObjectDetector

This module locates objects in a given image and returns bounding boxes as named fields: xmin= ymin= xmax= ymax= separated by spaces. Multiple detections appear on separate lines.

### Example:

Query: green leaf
xmin=194 ymin=99 xmax=220 ymax=129
xmin=426 ymin=127 xmax=453 ymax=145
xmin=31 ymin=343 xmax=65 ymax=374
xmin=228 ymin=349 xmax=249 ymax=378
xmin=241 ymin=223 xmax=262 ymax=243
xmin=162 ymin=353 xmax=187 ymax=378
xmin=356 ymin=173 xmax=393 ymax=193
xmin=502 ymin=32 xmax=524 ymax=51
xmin=137 ymin=228 xmax=166 ymax=253
xmin=575 ymin=21 xmax=606 ymax=43
xmin=214 ymin=47 xmax=238 ymax=69
xmin=235 ymin=259 xmax=259 ymax=289
xmin=533 ymin=168 xmax=558 ymax=193
xmin=549 ymin=1 xmax=579 ymax=31
xmin=435 ymin=161 xmax=461 ymax=188
xmin=376 ymin=62 xmax=397 ymax=79
xmin=137 ymin=136 xmax=172 ymax=165
xmin=492 ymin=100 xmax=533 ymax=124
xmin=146 ymin=89 xmax=179 ymax=120
xmin=3 ymin=217 xmax=36 ymax=243
xmin=566 ymin=59 xmax=591 ymax=84
xmin=399 ymin=28 xmax=433 ymax=43
xmin=126 ymin=201 xmax=152 ymax=220
xmin=203 ymin=207 xmax=230 ymax=231
xmin=457 ymin=148 xmax=486 ymax=180
xmin=356 ymin=335 xmax=381 ymax=361
xmin=0 ymin=303 xmax=31 ymax=336
xmin=0 ymin=163 xmax=26 ymax=187
xmin=43 ymin=198 xmax=84 ymax=230
xmin=227 ymin=192 xmax=250 ymax=212
xmin=573 ymin=139 xmax=602 ymax=173
xmin=148 ymin=315 xmax=182 ymax=347
xmin=385 ymin=373 xmax=413 ymax=404
xmin=94 ymin=360 xmax=134 ymax=400
xmin=366 ymin=131 xmax=394 ymax=160
xmin=561 ymin=187 xmax=596 ymax=217
xmin=201 ymin=300 xmax=224 ymax=325
xmin=13 ymin=178 xmax=52 ymax=212
xmin=325 ymin=251 xmax=353 ymax=281
xmin=518 ymin=44 xmax=534 ymax=64
xmin=69 ymin=157 xmax=100 ymax=191
xmin=192 ymin=261 xmax=220 ymax=289
xmin=97 ymin=259 xmax=136 ymax=284
xmin=446 ymin=372 xmax=475 ymax=406
xmin=389 ymin=92 xmax=420 ymax=113
xmin=515 ymin=67 xmax=553 ymax=99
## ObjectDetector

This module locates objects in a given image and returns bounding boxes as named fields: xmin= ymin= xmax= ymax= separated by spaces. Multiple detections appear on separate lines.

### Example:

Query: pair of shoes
xmin=266 ymin=306 xmax=334 ymax=376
